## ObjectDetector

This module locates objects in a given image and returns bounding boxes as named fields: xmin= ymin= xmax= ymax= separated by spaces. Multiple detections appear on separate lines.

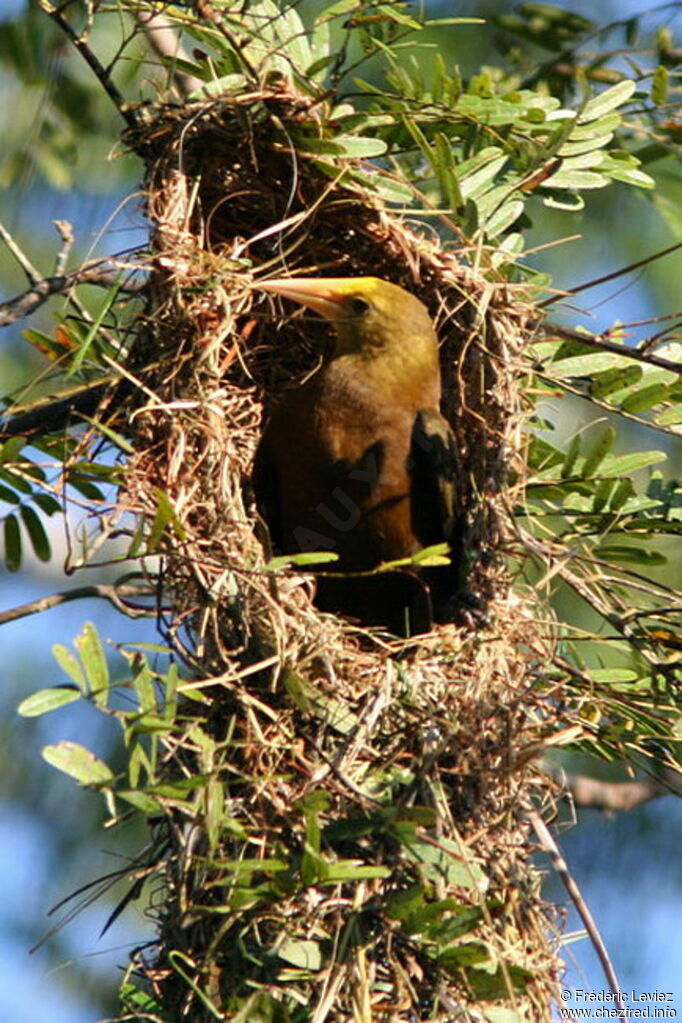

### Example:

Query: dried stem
xmin=0 ymin=583 xmax=156 ymax=626
xmin=37 ymin=0 xmax=138 ymax=129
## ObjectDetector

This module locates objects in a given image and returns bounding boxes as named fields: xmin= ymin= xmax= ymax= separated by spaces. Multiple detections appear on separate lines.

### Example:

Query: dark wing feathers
xmin=409 ymin=409 xmax=458 ymax=547
xmin=252 ymin=429 xmax=283 ymax=553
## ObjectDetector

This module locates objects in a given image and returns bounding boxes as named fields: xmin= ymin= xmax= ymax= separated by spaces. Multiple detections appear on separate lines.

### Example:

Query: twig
xmin=195 ymin=0 xmax=259 ymax=81
xmin=0 ymin=265 xmax=142 ymax=328
xmin=135 ymin=8 xmax=203 ymax=97
xmin=0 ymin=220 xmax=41 ymax=284
xmin=528 ymin=810 xmax=626 ymax=1018
xmin=0 ymin=377 xmax=125 ymax=438
xmin=558 ymin=769 xmax=682 ymax=811
xmin=37 ymin=0 xmax=138 ymax=129
xmin=52 ymin=220 xmax=74 ymax=275
xmin=539 ymin=240 xmax=682 ymax=307
xmin=0 ymin=583 xmax=154 ymax=626
xmin=535 ymin=320 xmax=682 ymax=375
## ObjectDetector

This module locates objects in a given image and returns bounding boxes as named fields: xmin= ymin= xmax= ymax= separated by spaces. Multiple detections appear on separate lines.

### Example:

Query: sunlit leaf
xmin=18 ymin=686 xmax=80 ymax=717
xmin=42 ymin=741 xmax=114 ymax=786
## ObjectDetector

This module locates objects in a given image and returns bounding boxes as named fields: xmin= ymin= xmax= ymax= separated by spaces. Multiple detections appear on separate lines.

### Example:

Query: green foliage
xmin=2 ymin=0 xmax=678 ymax=851
xmin=0 ymin=430 xmax=116 ymax=571
xmin=2 ymin=1 xmax=682 ymax=1018
xmin=30 ymin=622 xmax=546 ymax=1014
xmin=519 ymin=321 xmax=682 ymax=769
xmin=0 ymin=3 xmax=138 ymax=190
xmin=0 ymin=270 xmax=144 ymax=570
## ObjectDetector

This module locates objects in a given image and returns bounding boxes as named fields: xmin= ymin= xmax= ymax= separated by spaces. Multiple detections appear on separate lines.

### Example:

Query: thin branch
xmin=535 ymin=368 xmax=682 ymax=439
xmin=560 ymin=769 xmax=682 ymax=811
xmin=37 ymin=0 xmax=138 ymax=129
xmin=195 ymin=0 xmax=259 ymax=81
xmin=52 ymin=219 xmax=75 ymax=276
xmin=540 ymin=240 xmax=682 ymax=308
xmin=535 ymin=320 xmax=682 ymax=375
xmin=529 ymin=810 xmax=626 ymax=1019
xmin=0 ymin=583 xmax=155 ymax=626
xmin=0 ymin=220 xmax=41 ymax=285
xmin=0 ymin=265 xmax=142 ymax=329
xmin=135 ymin=8 xmax=203 ymax=97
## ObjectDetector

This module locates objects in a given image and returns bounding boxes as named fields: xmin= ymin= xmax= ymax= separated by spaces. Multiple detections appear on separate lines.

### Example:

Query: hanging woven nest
xmin=115 ymin=81 xmax=566 ymax=1020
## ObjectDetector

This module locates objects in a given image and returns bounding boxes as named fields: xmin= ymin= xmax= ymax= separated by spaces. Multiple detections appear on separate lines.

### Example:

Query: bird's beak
xmin=258 ymin=277 xmax=351 ymax=322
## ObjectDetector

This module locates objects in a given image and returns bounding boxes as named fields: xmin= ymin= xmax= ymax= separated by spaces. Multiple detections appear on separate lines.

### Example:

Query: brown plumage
xmin=253 ymin=276 xmax=459 ymax=636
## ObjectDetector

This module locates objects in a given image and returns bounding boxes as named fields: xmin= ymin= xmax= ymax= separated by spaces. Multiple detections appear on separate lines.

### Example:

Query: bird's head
xmin=257 ymin=276 xmax=438 ymax=364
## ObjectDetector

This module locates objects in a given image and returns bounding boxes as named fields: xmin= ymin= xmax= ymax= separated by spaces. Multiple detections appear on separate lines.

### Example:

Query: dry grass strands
xmin=115 ymin=85 xmax=565 ymax=1020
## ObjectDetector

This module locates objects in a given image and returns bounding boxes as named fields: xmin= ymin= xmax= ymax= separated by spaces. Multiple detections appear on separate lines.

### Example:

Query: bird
xmin=252 ymin=276 xmax=461 ymax=637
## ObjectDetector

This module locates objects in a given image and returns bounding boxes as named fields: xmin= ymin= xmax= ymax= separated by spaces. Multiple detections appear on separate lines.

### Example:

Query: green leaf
xmin=33 ymin=493 xmax=61 ymax=516
xmin=296 ymin=133 xmax=387 ymax=157
xmin=132 ymin=659 xmax=157 ymax=714
xmin=655 ymin=404 xmax=682 ymax=426
xmin=75 ymin=622 xmax=109 ymax=702
xmin=317 ymin=0 xmax=357 ymax=19
xmin=4 ymin=512 xmax=21 ymax=571
xmin=0 ymin=436 xmax=26 ymax=463
xmin=403 ymin=836 xmax=488 ymax=889
xmin=457 ymin=149 xmax=508 ymax=200
xmin=542 ymin=168 xmax=608 ymax=190
xmin=620 ymin=383 xmax=671 ymax=413
xmin=191 ymin=73 xmax=247 ymax=99
xmin=67 ymin=279 xmax=121 ymax=375
xmin=0 ymin=482 xmax=19 ymax=504
xmin=335 ymin=135 xmax=388 ymax=158
xmin=17 ymin=686 xmax=80 ymax=717
xmin=117 ymin=789 xmax=165 ymax=814
xmin=581 ymin=427 xmax=615 ymax=478
xmin=568 ymin=113 xmax=621 ymax=140
xmin=486 ymin=1009 xmax=525 ymax=1023
xmin=596 ymin=544 xmax=667 ymax=566
xmin=484 ymin=197 xmax=524 ymax=236
xmin=378 ymin=4 xmax=422 ymax=30
xmin=587 ymin=669 xmax=639 ymax=684
xmin=42 ymin=741 xmax=114 ymax=786
xmin=20 ymin=504 xmax=51 ymax=562
xmin=147 ymin=489 xmax=188 ymax=550
xmin=579 ymin=81 xmax=636 ymax=123
xmin=589 ymin=364 xmax=643 ymax=399
xmin=305 ymin=54 xmax=335 ymax=78
xmin=558 ymin=132 xmax=614 ymax=157
xmin=651 ymin=65 xmax=669 ymax=106
xmin=53 ymin=642 xmax=87 ymax=690
xmin=561 ymin=435 xmax=581 ymax=479
xmin=277 ymin=939 xmax=322 ymax=971
xmin=547 ymin=350 xmax=628 ymax=377
xmin=598 ymin=450 xmax=666 ymax=478
xmin=322 ymin=861 xmax=390 ymax=881
xmin=433 ymin=132 xmax=463 ymax=211
xmin=264 ymin=550 xmax=339 ymax=570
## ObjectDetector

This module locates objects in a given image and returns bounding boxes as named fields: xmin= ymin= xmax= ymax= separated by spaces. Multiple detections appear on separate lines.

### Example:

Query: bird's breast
xmin=269 ymin=367 xmax=424 ymax=568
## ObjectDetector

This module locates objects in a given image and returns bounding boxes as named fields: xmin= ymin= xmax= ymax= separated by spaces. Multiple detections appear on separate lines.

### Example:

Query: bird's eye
xmin=351 ymin=297 xmax=371 ymax=315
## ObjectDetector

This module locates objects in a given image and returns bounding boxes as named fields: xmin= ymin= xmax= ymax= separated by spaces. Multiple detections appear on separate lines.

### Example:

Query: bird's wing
xmin=252 ymin=427 xmax=283 ymax=553
xmin=409 ymin=408 xmax=458 ymax=548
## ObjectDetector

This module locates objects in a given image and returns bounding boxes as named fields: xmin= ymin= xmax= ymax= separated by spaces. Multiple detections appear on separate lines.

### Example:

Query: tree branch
xmin=529 ymin=810 xmax=626 ymax=1019
xmin=562 ymin=768 xmax=682 ymax=811
xmin=135 ymin=8 xmax=204 ymax=98
xmin=540 ymin=240 xmax=682 ymax=307
xmin=0 ymin=266 xmax=139 ymax=328
xmin=0 ymin=377 xmax=129 ymax=438
xmin=38 ymin=0 xmax=139 ymax=129
xmin=0 ymin=583 xmax=156 ymax=626
xmin=535 ymin=320 xmax=682 ymax=375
